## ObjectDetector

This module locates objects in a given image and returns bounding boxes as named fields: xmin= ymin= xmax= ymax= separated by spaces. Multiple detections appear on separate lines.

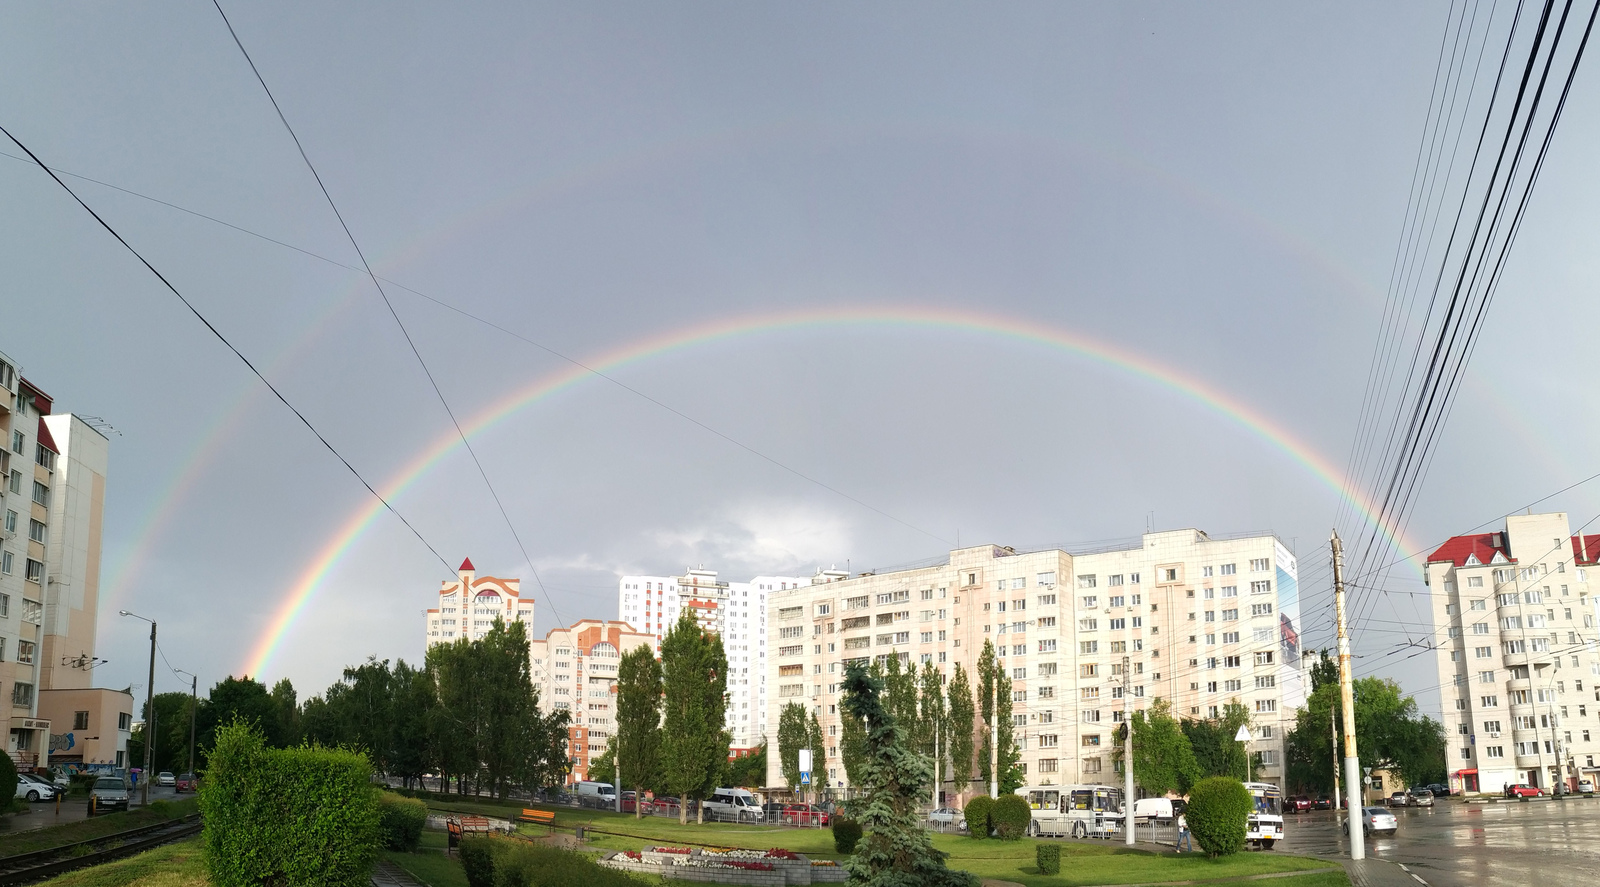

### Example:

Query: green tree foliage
xmin=840 ymin=695 xmax=868 ymax=787
xmin=659 ymin=612 xmax=730 ymax=823
xmin=962 ymin=795 xmax=993 ymax=839
xmin=1185 ymin=777 xmax=1252 ymax=858
xmin=270 ymin=678 xmax=300 ymax=746
xmin=388 ymin=660 xmax=437 ymax=789
xmin=1183 ymin=702 xmax=1258 ymax=782
xmin=588 ymin=740 xmax=616 ymax=788
xmin=195 ymin=676 xmax=288 ymax=762
xmin=838 ymin=661 xmax=978 ymax=887
xmin=136 ymin=691 xmax=194 ymax=774
xmin=806 ymin=712 xmax=825 ymax=788
xmin=946 ymin=664 xmax=976 ymax=798
xmin=831 ymin=817 xmax=863 ymax=854
xmin=1114 ymin=698 xmax=1200 ymax=795
xmin=377 ymin=793 xmax=427 ymax=851
xmin=0 ymin=752 xmax=16 ymax=806
xmin=884 ymin=653 xmax=919 ymax=744
xmin=777 ymin=701 xmax=809 ymax=791
xmin=1036 ymin=844 xmax=1061 ymax=875
xmin=991 ymin=793 xmax=1031 ymax=840
xmin=976 ymin=642 xmax=996 ymax=789
xmin=1284 ymin=673 xmax=1446 ymax=793
xmin=727 ymin=743 xmax=766 ymax=788
xmin=200 ymin=721 xmax=379 ymax=886
xmin=615 ymin=644 xmax=663 ymax=810
xmin=918 ymin=660 xmax=947 ymax=780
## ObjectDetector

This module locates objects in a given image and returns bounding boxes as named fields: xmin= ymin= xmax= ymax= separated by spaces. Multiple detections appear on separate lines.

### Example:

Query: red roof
xmin=1573 ymin=536 xmax=1600 ymax=566
xmin=460 ymin=557 xmax=475 ymax=572
xmin=1427 ymin=534 xmax=1512 ymax=567
xmin=36 ymin=417 xmax=58 ymax=454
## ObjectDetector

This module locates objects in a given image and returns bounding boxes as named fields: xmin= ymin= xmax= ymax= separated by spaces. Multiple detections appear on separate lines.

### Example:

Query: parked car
xmin=618 ymin=791 xmax=640 ymax=813
xmin=175 ymin=772 xmax=199 ymax=793
xmin=88 ymin=776 xmax=130 ymax=814
xmin=703 ymin=787 xmax=764 ymax=822
xmin=575 ymin=781 xmax=617 ymax=808
xmin=648 ymin=796 xmax=682 ymax=817
xmin=1579 ymin=779 xmax=1595 ymax=794
xmin=1287 ymin=796 xmax=1314 ymax=814
xmin=927 ymin=806 xmax=962 ymax=825
xmin=1387 ymin=791 xmax=1409 ymax=807
xmin=1426 ymin=783 xmax=1451 ymax=797
xmin=1406 ymin=789 xmax=1434 ymax=807
xmin=155 ymin=771 xmax=176 ymax=787
xmin=1313 ymin=796 xmax=1334 ymax=810
xmin=1504 ymin=784 xmax=1544 ymax=798
xmin=1132 ymin=797 xmax=1185 ymax=823
xmin=16 ymin=774 xmax=55 ymax=802
xmin=1361 ymin=806 xmax=1398 ymax=837
xmin=780 ymin=803 xmax=829 ymax=826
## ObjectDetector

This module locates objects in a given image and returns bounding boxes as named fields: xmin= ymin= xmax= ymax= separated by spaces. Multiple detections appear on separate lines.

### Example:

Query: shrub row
xmin=199 ymin=721 xmax=380 ymax=887
xmin=460 ymin=835 xmax=647 ymax=887
xmin=379 ymin=793 xmax=428 ymax=851
xmin=831 ymin=817 xmax=863 ymax=853
xmin=963 ymin=794 xmax=1030 ymax=840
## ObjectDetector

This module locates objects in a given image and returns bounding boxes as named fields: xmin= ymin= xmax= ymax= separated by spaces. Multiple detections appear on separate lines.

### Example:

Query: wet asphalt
xmin=1280 ymin=798 xmax=1600 ymax=887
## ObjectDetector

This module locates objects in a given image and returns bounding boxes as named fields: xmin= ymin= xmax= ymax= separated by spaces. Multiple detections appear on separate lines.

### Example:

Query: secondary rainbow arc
xmin=242 ymin=305 xmax=1419 ymax=677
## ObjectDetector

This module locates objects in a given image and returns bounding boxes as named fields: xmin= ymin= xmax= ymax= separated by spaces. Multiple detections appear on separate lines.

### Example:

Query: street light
xmin=119 ymin=610 xmax=156 ymax=808
xmin=174 ymin=668 xmax=199 ymax=784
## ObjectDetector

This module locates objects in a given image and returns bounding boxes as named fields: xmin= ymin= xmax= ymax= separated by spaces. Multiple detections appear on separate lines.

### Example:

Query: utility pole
xmin=1123 ymin=655 xmax=1135 ymax=846
xmin=1330 ymin=706 xmax=1340 ymax=813
xmin=1331 ymin=531 xmax=1364 ymax=860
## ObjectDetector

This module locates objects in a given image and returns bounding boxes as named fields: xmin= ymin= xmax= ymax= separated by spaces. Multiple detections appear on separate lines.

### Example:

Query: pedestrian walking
xmin=1177 ymin=812 xmax=1192 ymax=852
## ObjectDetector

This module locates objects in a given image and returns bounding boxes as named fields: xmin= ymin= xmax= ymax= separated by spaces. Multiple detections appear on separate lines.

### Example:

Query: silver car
xmin=1406 ymin=789 xmax=1434 ymax=807
xmin=1362 ymin=806 xmax=1398 ymax=836
xmin=928 ymin=806 xmax=961 ymax=825
xmin=88 ymin=775 xmax=130 ymax=814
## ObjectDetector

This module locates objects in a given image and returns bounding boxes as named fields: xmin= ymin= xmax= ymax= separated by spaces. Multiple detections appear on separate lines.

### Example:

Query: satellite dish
xmin=1234 ymin=726 xmax=1253 ymax=742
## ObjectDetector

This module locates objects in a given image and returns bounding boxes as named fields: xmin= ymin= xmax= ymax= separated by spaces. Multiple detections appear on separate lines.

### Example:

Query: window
xmin=31 ymin=481 xmax=49 ymax=508
xmin=1221 ymin=585 xmax=1238 ymax=598
xmin=1224 ymin=679 xmax=1242 ymax=691
xmin=1081 ymin=663 xmax=1099 ymax=678
xmin=815 ymin=603 xmax=831 ymax=616
xmin=1481 ymin=695 xmax=1498 ymax=707
xmin=7 ymin=472 xmax=19 ymax=494
xmin=27 ymin=520 xmax=46 ymax=545
xmin=10 ymin=431 xmax=22 ymax=454
xmin=1037 ymin=572 xmax=1056 ymax=587
xmin=1251 ymin=603 xmax=1274 ymax=616
xmin=1081 ymin=687 xmax=1100 ymax=700
xmin=1079 ymin=575 xmax=1097 ymax=589
xmin=1222 ymin=631 xmax=1240 ymax=644
xmin=1224 ymin=655 xmax=1242 ymax=668
xmin=73 ymin=711 xmax=90 ymax=730
xmin=25 ymin=559 xmax=43 ymax=583
xmin=1475 ymin=646 xmax=1493 ymax=658
xmin=1254 ymin=651 xmax=1274 ymax=665
xmin=17 ymin=641 xmax=34 ymax=665
xmin=0 ymin=552 xmax=10 ymax=575
xmin=1255 ymin=699 xmax=1277 ymax=713
xmin=1255 ymin=675 xmax=1276 ymax=688
xmin=1038 ymin=593 xmax=1057 ymax=606
xmin=1223 ymin=609 xmax=1239 ymax=621
xmin=1079 ymin=618 xmax=1097 ymax=632
xmin=1109 ymin=595 xmax=1125 ymax=608
xmin=1082 ymin=734 xmax=1101 ymax=747
xmin=1038 ymin=639 xmax=1057 ymax=653
xmin=11 ymin=682 xmax=32 ymax=707
xmin=3 ymin=510 xmax=12 ymax=532
xmin=1472 ymin=622 xmax=1490 ymax=635
xmin=1110 ymin=618 xmax=1126 ymax=630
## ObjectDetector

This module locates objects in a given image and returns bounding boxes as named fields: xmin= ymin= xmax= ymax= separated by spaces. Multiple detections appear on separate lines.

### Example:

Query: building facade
xmin=762 ymin=531 xmax=1303 ymax=796
xmin=0 ymin=349 xmax=130 ymax=772
xmin=618 ymin=569 xmax=816 ymax=752
xmin=1425 ymin=512 xmax=1600 ymax=794
xmin=528 ymin=619 xmax=653 ymax=784
xmin=424 ymin=558 xmax=535 ymax=646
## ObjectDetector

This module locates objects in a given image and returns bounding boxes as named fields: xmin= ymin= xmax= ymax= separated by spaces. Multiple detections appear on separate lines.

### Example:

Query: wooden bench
xmin=446 ymin=815 xmax=494 ymax=853
xmin=517 ymin=808 xmax=556 ymax=825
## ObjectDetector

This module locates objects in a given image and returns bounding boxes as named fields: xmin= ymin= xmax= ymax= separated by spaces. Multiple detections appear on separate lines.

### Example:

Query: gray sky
xmin=3 ymin=2 xmax=1597 ymax=714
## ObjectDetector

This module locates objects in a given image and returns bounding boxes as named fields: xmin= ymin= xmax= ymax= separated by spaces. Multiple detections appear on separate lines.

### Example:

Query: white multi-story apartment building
xmin=618 ymin=568 xmax=816 ymax=752
xmin=0 ymin=350 xmax=132 ymax=771
xmin=528 ymin=619 xmax=653 ymax=784
xmin=424 ymin=558 xmax=535 ymax=646
xmin=763 ymin=531 xmax=1304 ymax=797
xmin=1425 ymin=512 xmax=1600 ymax=795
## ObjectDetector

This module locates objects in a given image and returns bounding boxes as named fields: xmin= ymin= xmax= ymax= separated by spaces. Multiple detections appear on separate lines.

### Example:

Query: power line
xmin=0 ymin=122 xmax=452 ymax=574
xmin=208 ymin=0 xmax=555 ymax=608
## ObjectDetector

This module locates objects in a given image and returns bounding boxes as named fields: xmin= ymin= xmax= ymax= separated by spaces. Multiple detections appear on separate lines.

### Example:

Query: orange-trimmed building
xmin=529 ymin=619 xmax=653 ymax=785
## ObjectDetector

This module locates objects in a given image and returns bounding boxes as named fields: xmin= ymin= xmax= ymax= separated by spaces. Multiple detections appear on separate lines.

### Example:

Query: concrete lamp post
xmin=119 ymin=610 xmax=156 ymax=809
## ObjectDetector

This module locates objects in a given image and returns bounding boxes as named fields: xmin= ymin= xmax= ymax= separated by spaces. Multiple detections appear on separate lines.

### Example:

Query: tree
xmin=947 ymin=663 xmax=976 ymax=802
xmin=993 ymin=661 xmax=1023 ymax=794
xmin=976 ymin=641 xmax=996 ymax=790
xmin=918 ymin=661 xmax=947 ymax=797
xmin=1284 ymin=674 xmax=1445 ymax=793
xmin=659 ymin=612 xmax=730 ymax=823
xmin=777 ymin=701 xmax=809 ymax=791
xmin=389 ymin=660 xmax=437 ymax=789
xmin=838 ymin=661 xmax=977 ymax=887
xmin=589 ymin=739 xmax=617 ymax=788
xmin=616 ymin=645 xmax=663 ymax=815
xmin=270 ymin=678 xmax=300 ymax=747
xmin=195 ymin=676 xmax=280 ymax=764
xmin=139 ymin=692 xmax=194 ymax=774
xmin=728 ymin=744 xmax=767 ymax=788
xmin=884 ymin=654 xmax=919 ymax=746
xmin=1115 ymin=698 xmax=1200 ymax=795
xmin=1184 ymin=702 xmax=1258 ymax=782
xmin=806 ymin=712 xmax=825 ymax=796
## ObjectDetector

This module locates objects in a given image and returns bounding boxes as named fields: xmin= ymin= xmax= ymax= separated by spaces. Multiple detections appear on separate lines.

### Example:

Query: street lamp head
xmin=119 ymin=610 xmax=130 ymax=616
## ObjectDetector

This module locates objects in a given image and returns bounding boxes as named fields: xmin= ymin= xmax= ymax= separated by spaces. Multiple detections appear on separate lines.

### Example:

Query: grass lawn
xmin=383 ymin=828 xmax=469 ymax=887
xmin=34 ymin=837 xmax=206 ymax=887
xmin=419 ymin=799 xmax=1345 ymax=886
xmin=0 ymin=798 xmax=201 ymax=858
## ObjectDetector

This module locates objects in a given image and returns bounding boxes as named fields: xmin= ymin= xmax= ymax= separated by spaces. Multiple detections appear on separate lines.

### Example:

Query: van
xmin=575 ymin=781 xmax=617 ymax=808
xmin=1132 ymin=797 xmax=1184 ymax=824
xmin=703 ymin=787 xmax=764 ymax=822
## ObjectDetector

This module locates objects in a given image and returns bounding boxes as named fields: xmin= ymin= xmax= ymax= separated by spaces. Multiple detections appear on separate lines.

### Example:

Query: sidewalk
xmin=1340 ymin=858 xmax=1429 ymax=887
xmin=371 ymin=861 xmax=426 ymax=887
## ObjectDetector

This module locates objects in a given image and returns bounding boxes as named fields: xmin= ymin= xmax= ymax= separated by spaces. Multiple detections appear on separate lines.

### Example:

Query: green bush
xmin=0 ymin=754 xmax=16 ymax=806
xmin=832 ymin=817 xmax=864 ymax=853
xmin=962 ymin=795 xmax=993 ymax=838
xmin=460 ymin=836 xmax=645 ymax=887
xmin=1186 ymin=776 xmax=1252 ymax=858
xmin=1036 ymin=843 xmax=1060 ymax=875
xmin=378 ymin=793 xmax=428 ymax=851
xmin=991 ymin=794 xmax=1031 ymax=840
xmin=198 ymin=721 xmax=380 ymax=886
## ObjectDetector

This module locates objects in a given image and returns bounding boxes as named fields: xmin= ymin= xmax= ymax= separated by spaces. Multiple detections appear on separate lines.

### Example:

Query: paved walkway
xmin=1341 ymin=858 xmax=1431 ymax=887
xmin=371 ymin=860 xmax=427 ymax=887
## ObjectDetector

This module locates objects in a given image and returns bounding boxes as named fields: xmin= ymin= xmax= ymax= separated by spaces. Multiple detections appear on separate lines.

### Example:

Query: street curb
xmin=1076 ymin=867 xmax=1342 ymax=887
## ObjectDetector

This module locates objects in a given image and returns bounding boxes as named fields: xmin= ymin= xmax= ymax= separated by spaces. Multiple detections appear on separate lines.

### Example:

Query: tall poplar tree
xmin=806 ymin=712 xmax=825 ymax=797
xmin=617 ymin=645 xmax=663 ymax=817
xmin=777 ymin=701 xmax=809 ymax=791
xmin=975 ymin=640 xmax=997 ymax=791
xmin=946 ymin=663 xmax=975 ymax=802
xmin=918 ymin=660 xmax=946 ymax=796
xmin=660 ymin=612 xmax=730 ymax=823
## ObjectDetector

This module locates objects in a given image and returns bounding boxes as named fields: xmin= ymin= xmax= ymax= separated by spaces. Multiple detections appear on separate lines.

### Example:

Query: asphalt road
xmin=1281 ymin=798 xmax=1600 ymax=887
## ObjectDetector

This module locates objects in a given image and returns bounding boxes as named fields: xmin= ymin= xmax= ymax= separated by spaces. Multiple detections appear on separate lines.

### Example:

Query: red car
xmin=779 ymin=804 xmax=829 ymax=826
xmin=175 ymin=773 xmax=199 ymax=793
xmin=1505 ymin=784 xmax=1544 ymax=798
xmin=1287 ymin=796 xmax=1313 ymax=813
xmin=646 ymin=796 xmax=682 ymax=817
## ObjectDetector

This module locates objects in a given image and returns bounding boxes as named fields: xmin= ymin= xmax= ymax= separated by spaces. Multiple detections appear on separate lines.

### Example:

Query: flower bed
xmin=600 ymin=846 xmax=843 ymax=885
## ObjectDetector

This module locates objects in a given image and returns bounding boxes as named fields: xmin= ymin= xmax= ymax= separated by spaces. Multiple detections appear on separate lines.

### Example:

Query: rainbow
xmin=242 ymin=305 xmax=1422 ymax=676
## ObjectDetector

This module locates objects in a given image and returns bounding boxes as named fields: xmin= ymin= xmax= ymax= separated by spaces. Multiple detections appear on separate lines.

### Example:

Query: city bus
xmin=1243 ymin=782 xmax=1285 ymax=849
xmin=1016 ymin=784 xmax=1124 ymax=838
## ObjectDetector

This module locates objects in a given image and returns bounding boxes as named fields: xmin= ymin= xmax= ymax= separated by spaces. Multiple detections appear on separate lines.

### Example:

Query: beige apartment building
xmin=763 ymin=530 xmax=1304 ymax=797
xmin=1425 ymin=512 xmax=1600 ymax=794
xmin=424 ymin=558 xmax=535 ymax=645
xmin=528 ymin=619 xmax=653 ymax=785
xmin=0 ymin=350 xmax=131 ymax=772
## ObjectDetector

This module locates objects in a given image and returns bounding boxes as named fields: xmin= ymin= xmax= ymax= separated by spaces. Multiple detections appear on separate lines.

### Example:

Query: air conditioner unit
xmin=1489 ymin=732 xmax=1501 ymax=738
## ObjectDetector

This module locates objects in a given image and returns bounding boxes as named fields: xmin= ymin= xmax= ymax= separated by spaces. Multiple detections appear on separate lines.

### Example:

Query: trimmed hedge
xmin=378 ymin=793 xmax=428 ymax=851
xmin=962 ymin=795 xmax=993 ymax=838
xmin=0 ymin=754 xmax=15 ymax=807
xmin=199 ymin=721 xmax=380 ymax=886
xmin=831 ymin=817 xmax=863 ymax=854
xmin=1036 ymin=843 xmax=1060 ymax=875
xmin=1186 ymin=776 xmax=1252 ymax=858
xmin=460 ymin=836 xmax=645 ymax=887
xmin=992 ymin=794 xmax=1031 ymax=840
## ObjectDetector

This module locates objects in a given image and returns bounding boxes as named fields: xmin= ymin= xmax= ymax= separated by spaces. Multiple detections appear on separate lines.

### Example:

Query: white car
xmin=1580 ymin=779 xmax=1595 ymax=793
xmin=928 ymin=806 xmax=961 ymax=824
xmin=1361 ymin=806 xmax=1397 ymax=837
xmin=16 ymin=774 xmax=56 ymax=802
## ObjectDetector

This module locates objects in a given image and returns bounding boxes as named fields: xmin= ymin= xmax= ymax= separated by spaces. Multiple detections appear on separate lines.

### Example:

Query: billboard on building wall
xmin=1276 ymin=541 xmax=1307 ymax=712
